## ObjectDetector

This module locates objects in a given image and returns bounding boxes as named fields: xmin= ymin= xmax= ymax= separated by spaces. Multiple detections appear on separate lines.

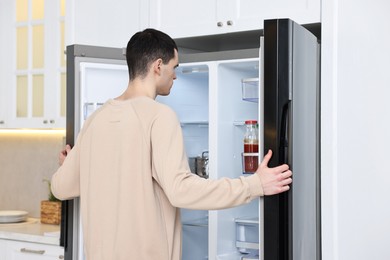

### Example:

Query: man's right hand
xmin=256 ymin=150 xmax=292 ymax=196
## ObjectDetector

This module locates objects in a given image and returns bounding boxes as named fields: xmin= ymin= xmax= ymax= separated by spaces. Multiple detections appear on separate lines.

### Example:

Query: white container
xmin=235 ymin=217 xmax=259 ymax=255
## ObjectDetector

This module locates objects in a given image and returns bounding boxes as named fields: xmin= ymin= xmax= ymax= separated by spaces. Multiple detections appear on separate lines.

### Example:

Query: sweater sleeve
xmin=151 ymin=107 xmax=264 ymax=210
xmin=51 ymin=138 xmax=81 ymax=200
xmin=50 ymin=116 xmax=93 ymax=200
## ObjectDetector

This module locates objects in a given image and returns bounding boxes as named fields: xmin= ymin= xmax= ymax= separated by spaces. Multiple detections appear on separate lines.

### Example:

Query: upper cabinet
xmin=0 ymin=0 xmax=66 ymax=129
xmin=67 ymin=0 xmax=148 ymax=47
xmin=147 ymin=0 xmax=320 ymax=38
xmin=0 ymin=1 xmax=12 ymax=128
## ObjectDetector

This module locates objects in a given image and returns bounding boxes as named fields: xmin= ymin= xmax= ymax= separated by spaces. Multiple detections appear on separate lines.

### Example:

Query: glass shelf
xmin=235 ymin=217 xmax=259 ymax=225
xmin=180 ymin=121 xmax=209 ymax=127
xmin=182 ymin=217 xmax=208 ymax=227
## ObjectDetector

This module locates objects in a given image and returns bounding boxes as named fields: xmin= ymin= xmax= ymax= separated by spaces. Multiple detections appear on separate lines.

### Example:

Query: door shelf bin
xmin=235 ymin=217 xmax=259 ymax=255
xmin=241 ymin=153 xmax=259 ymax=174
xmin=241 ymin=78 xmax=259 ymax=103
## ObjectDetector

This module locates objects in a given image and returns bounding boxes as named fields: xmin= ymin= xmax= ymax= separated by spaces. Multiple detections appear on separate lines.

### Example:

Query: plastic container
xmin=235 ymin=217 xmax=259 ymax=255
xmin=241 ymin=78 xmax=259 ymax=102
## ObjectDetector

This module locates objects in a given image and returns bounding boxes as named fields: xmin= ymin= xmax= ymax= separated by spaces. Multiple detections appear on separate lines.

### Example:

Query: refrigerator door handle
xmin=279 ymin=101 xmax=291 ymax=165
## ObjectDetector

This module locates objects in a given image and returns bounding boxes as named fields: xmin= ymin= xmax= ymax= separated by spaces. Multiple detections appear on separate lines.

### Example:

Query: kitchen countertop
xmin=0 ymin=218 xmax=61 ymax=246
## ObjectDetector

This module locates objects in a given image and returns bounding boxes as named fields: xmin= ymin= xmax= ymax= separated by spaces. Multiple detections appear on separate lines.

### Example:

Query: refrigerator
xmin=61 ymin=18 xmax=321 ymax=260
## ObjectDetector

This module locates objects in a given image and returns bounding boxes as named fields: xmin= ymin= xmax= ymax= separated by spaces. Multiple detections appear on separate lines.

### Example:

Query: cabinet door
xmin=0 ymin=0 xmax=12 ymax=128
xmin=72 ymin=0 xmax=143 ymax=47
xmin=0 ymin=87 xmax=9 ymax=128
xmin=232 ymin=0 xmax=320 ymax=32
xmin=148 ymin=0 xmax=320 ymax=38
xmin=148 ymin=0 xmax=222 ymax=38
xmin=0 ymin=0 xmax=66 ymax=129
xmin=0 ymin=239 xmax=6 ymax=260
xmin=5 ymin=240 xmax=64 ymax=260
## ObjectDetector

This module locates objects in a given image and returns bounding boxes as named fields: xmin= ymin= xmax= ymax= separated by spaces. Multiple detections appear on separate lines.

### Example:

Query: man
xmin=52 ymin=28 xmax=292 ymax=260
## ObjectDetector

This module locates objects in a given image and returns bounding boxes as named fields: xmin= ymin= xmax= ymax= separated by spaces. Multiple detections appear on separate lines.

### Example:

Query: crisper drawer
xmin=235 ymin=217 xmax=259 ymax=258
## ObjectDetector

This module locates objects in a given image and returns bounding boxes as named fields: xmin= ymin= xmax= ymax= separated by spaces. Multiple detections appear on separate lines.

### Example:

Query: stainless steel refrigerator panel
xmin=291 ymin=22 xmax=321 ymax=260
xmin=263 ymin=18 xmax=321 ymax=260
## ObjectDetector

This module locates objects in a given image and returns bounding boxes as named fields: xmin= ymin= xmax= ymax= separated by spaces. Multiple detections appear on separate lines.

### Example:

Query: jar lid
xmin=245 ymin=120 xmax=257 ymax=124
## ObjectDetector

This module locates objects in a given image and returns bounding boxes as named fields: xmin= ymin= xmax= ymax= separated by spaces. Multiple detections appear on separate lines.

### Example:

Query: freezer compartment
xmin=235 ymin=217 xmax=259 ymax=255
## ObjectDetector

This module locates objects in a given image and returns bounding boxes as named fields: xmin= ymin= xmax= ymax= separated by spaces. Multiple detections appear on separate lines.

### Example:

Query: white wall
xmin=0 ymin=131 xmax=65 ymax=218
xmin=321 ymin=0 xmax=390 ymax=259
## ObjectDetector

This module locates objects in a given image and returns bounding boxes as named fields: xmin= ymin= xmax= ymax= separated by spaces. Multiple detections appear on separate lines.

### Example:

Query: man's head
xmin=126 ymin=28 xmax=178 ymax=81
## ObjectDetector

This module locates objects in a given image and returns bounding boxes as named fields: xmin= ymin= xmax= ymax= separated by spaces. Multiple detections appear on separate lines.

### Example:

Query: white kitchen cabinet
xmin=0 ymin=0 xmax=66 ymax=129
xmin=321 ymin=1 xmax=390 ymax=260
xmin=67 ymin=0 xmax=149 ymax=47
xmin=4 ymin=240 xmax=64 ymax=260
xmin=0 ymin=0 xmax=12 ymax=128
xmin=147 ymin=0 xmax=320 ymax=38
xmin=0 ymin=86 xmax=9 ymax=128
xmin=0 ymin=239 xmax=5 ymax=260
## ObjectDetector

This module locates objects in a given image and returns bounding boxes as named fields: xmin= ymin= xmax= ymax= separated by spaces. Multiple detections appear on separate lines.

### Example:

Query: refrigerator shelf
xmin=180 ymin=121 xmax=209 ymax=127
xmin=234 ymin=217 xmax=259 ymax=225
xmin=235 ymin=241 xmax=259 ymax=250
xmin=182 ymin=217 xmax=208 ymax=227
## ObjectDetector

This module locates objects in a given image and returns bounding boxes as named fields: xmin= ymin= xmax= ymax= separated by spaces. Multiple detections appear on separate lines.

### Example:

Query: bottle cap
xmin=245 ymin=120 xmax=257 ymax=124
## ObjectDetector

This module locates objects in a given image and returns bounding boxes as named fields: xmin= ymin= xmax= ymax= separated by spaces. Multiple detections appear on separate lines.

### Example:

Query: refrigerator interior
xmin=157 ymin=62 xmax=210 ymax=260
xmin=68 ymin=45 xmax=263 ymax=260
xmin=77 ymin=59 xmax=129 ymax=260
xmin=157 ymin=57 xmax=261 ymax=260
xmin=212 ymin=58 xmax=260 ymax=260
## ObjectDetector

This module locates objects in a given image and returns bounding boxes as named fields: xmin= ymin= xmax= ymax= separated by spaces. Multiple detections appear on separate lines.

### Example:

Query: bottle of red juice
xmin=243 ymin=120 xmax=258 ymax=174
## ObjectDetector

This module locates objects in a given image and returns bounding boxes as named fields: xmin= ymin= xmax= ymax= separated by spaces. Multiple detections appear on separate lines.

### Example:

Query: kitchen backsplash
xmin=0 ymin=130 xmax=65 ymax=218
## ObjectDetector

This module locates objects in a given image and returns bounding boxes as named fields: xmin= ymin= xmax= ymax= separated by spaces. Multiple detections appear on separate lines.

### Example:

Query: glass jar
xmin=243 ymin=120 xmax=258 ymax=174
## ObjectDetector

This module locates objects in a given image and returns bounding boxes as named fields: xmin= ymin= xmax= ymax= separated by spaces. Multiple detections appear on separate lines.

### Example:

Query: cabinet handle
xmin=20 ymin=248 xmax=45 ymax=254
xmin=217 ymin=21 xmax=223 ymax=27
xmin=43 ymin=120 xmax=48 ymax=124
xmin=227 ymin=20 xmax=233 ymax=26
xmin=59 ymin=255 xmax=64 ymax=259
xmin=0 ymin=120 xmax=4 ymax=124
xmin=50 ymin=119 xmax=55 ymax=124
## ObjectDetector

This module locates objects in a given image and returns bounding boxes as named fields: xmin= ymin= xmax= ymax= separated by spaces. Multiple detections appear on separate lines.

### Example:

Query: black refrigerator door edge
xmin=60 ymin=45 xmax=77 ymax=260
xmin=263 ymin=19 xmax=293 ymax=260
xmin=60 ymin=200 xmax=74 ymax=258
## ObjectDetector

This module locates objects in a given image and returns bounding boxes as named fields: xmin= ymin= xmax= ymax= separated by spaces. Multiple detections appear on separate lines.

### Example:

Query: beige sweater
xmin=51 ymin=96 xmax=263 ymax=260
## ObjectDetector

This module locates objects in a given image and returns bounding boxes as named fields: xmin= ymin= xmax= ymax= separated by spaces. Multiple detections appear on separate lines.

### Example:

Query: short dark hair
xmin=126 ymin=28 xmax=178 ymax=80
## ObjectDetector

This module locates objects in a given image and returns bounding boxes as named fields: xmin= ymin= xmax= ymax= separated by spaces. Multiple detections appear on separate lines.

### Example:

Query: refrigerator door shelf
xmin=235 ymin=217 xmax=259 ymax=255
xmin=241 ymin=255 xmax=259 ymax=260
xmin=241 ymin=152 xmax=259 ymax=174
xmin=242 ymin=78 xmax=259 ymax=103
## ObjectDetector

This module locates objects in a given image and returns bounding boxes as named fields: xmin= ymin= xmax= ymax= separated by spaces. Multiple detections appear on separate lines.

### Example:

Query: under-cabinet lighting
xmin=0 ymin=129 xmax=66 ymax=135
